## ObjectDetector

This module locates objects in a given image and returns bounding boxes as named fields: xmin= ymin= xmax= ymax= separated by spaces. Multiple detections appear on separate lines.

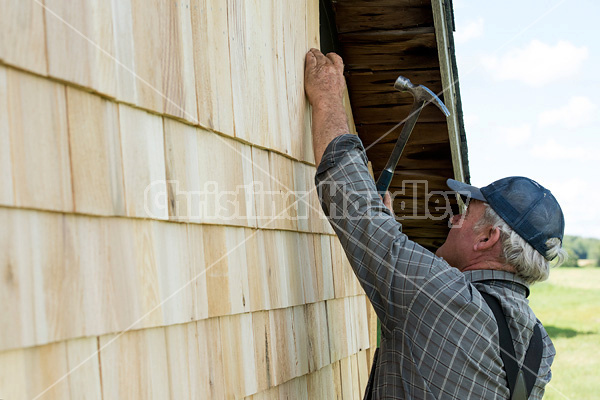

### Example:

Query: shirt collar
xmin=463 ymin=269 xmax=531 ymax=297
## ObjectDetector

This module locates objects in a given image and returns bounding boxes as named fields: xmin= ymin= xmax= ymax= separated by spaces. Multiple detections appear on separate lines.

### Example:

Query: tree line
xmin=559 ymin=235 xmax=600 ymax=268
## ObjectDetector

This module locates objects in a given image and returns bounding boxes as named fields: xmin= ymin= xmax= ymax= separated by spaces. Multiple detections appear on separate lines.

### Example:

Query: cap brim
xmin=446 ymin=179 xmax=487 ymax=202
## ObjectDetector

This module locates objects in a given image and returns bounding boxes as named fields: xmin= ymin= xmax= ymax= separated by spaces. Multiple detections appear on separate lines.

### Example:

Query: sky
xmin=452 ymin=0 xmax=600 ymax=239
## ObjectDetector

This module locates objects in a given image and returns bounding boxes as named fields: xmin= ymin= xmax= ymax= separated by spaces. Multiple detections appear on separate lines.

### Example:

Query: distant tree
xmin=571 ymin=236 xmax=588 ymax=259
xmin=559 ymin=248 xmax=579 ymax=268
xmin=559 ymin=235 xmax=600 ymax=267
xmin=587 ymin=242 xmax=600 ymax=267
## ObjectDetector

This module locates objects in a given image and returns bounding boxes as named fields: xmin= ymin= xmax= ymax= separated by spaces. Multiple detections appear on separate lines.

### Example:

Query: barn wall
xmin=0 ymin=0 xmax=376 ymax=399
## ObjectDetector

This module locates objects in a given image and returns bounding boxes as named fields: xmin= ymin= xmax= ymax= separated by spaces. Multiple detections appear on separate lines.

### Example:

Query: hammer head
xmin=394 ymin=76 xmax=450 ymax=117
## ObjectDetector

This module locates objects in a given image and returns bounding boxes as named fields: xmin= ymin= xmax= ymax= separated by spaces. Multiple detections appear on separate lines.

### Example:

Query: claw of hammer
xmin=375 ymin=76 xmax=451 ymax=197
xmin=394 ymin=76 xmax=450 ymax=117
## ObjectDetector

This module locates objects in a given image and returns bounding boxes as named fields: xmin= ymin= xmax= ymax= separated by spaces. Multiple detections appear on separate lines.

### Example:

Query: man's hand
xmin=304 ymin=48 xmax=346 ymax=107
xmin=304 ymin=49 xmax=350 ymax=166
xmin=383 ymin=191 xmax=394 ymax=214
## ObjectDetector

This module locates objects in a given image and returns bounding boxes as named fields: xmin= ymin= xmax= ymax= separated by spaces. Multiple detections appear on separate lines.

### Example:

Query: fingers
xmin=307 ymin=48 xmax=344 ymax=70
xmin=305 ymin=50 xmax=316 ymax=69
xmin=307 ymin=48 xmax=325 ymax=66
xmin=326 ymin=52 xmax=344 ymax=72
xmin=383 ymin=191 xmax=393 ymax=213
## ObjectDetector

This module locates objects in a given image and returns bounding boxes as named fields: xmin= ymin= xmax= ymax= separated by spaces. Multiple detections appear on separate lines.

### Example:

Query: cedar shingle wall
xmin=0 ymin=0 xmax=376 ymax=398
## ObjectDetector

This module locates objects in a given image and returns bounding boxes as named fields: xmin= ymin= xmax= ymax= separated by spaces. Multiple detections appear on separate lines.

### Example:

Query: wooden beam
xmin=345 ymin=68 xmax=442 ymax=93
xmin=339 ymin=27 xmax=435 ymax=42
xmin=358 ymin=122 xmax=450 ymax=147
xmin=351 ymin=98 xmax=449 ymax=124
xmin=342 ymin=34 xmax=439 ymax=71
xmin=431 ymin=0 xmax=465 ymax=182
xmin=333 ymin=0 xmax=430 ymax=7
xmin=334 ymin=7 xmax=432 ymax=34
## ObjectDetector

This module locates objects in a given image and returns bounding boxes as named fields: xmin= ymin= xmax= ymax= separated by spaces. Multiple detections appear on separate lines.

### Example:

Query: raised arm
xmin=305 ymin=50 xmax=462 ymax=335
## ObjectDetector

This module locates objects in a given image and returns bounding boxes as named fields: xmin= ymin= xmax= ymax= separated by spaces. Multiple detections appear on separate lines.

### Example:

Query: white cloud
xmin=455 ymin=18 xmax=484 ymax=44
xmin=547 ymin=177 xmax=587 ymax=204
xmin=501 ymin=123 xmax=532 ymax=147
xmin=481 ymin=40 xmax=588 ymax=87
xmin=538 ymin=96 xmax=597 ymax=129
xmin=531 ymin=138 xmax=598 ymax=161
xmin=544 ymin=178 xmax=600 ymax=238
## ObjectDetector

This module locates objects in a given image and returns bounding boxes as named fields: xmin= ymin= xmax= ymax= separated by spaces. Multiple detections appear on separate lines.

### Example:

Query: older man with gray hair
xmin=305 ymin=48 xmax=566 ymax=399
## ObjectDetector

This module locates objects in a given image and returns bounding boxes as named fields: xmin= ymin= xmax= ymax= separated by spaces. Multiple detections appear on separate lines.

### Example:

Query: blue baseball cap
xmin=447 ymin=177 xmax=565 ymax=260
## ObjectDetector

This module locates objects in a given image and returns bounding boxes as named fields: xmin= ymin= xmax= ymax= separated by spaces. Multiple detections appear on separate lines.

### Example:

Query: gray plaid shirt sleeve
xmin=314 ymin=134 xmax=555 ymax=399
xmin=314 ymin=134 xmax=461 ymax=334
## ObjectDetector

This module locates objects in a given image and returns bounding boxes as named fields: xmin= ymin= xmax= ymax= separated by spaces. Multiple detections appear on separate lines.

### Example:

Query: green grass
xmin=529 ymin=267 xmax=600 ymax=399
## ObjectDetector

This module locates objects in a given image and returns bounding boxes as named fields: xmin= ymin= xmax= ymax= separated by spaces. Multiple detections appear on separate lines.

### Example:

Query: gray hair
xmin=475 ymin=203 xmax=567 ymax=284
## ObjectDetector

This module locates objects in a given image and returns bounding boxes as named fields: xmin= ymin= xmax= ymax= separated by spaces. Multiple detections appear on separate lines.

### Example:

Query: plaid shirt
xmin=315 ymin=135 xmax=555 ymax=399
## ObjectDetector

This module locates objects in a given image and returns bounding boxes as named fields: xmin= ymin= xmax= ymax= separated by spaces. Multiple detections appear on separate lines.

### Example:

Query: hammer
xmin=375 ymin=76 xmax=450 ymax=196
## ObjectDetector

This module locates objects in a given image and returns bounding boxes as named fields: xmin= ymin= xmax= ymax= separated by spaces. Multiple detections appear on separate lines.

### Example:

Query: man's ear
xmin=473 ymin=226 xmax=501 ymax=251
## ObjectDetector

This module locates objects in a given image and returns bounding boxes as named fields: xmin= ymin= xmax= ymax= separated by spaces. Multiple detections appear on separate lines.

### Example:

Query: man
xmin=305 ymin=48 xmax=566 ymax=399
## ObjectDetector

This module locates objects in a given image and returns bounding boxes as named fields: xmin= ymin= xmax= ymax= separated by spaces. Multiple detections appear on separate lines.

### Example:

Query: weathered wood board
xmin=195 ymin=129 xmax=256 ymax=227
xmin=100 ymin=327 xmax=171 ymax=399
xmin=67 ymin=87 xmax=126 ymax=216
xmin=45 ymin=0 xmax=118 ymax=97
xmin=0 ymin=0 xmax=473 ymax=397
xmin=118 ymin=104 xmax=168 ymax=220
xmin=0 ymin=66 xmax=13 ymax=207
xmin=129 ymin=0 xmax=198 ymax=122
xmin=6 ymin=70 xmax=72 ymax=212
xmin=0 ymin=0 xmax=47 ymax=75
xmin=190 ymin=0 xmax=235 ymax=136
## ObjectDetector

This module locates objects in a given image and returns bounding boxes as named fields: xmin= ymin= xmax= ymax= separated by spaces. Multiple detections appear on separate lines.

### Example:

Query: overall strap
xmin=480 ymin=292 xmax=543 ymax=400
xmin=522 ymin=322 xmax=543 ymax=396
xmin=480 ymin=292 xmax=519 ymax=395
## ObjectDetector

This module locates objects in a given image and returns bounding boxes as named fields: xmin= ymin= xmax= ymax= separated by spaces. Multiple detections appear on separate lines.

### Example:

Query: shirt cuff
xmin=315 ymin=134 xmax=369 ymax=177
